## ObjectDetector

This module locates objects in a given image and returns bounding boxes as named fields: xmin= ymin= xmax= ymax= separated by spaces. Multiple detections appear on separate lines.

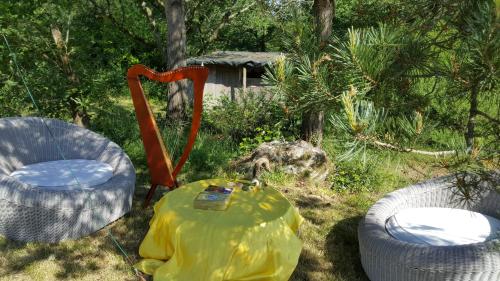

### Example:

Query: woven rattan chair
xmin=358 ymin=173 xmax=500 ymax=281
xmin=0 ymin=117 xmax=135 ymax=242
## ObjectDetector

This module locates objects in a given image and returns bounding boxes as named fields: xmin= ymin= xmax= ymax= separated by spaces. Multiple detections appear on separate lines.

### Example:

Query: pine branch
xmin=370 ymin=138 xmax=456 ymax=156
xmin=333 ymin=91 xmax=456 ymax=157
xmin=354 ymin=133 xmax=456 ymax=157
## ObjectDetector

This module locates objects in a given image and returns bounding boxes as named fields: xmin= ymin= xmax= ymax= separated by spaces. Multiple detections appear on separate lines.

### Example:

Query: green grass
xmin=263 ymin=150 xmax=447 ymax=281
xmin=0 ymin=95 xmax=452 ymax=281
xmin=0 ymin=142 xmax=449 ymax=281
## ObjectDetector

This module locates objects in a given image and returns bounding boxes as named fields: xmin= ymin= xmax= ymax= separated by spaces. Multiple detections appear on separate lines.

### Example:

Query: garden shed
xmin=187 ymin=51 xmax=283 ymax=102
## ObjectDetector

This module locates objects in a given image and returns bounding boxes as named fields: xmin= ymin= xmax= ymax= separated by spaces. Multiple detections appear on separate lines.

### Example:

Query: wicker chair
xmin=358 ymin=174 xmax=500 ymax=281
xmin=0 ymin=117 xmax=135 ymax=242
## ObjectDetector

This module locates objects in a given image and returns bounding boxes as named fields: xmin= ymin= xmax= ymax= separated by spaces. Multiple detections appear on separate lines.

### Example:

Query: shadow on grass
xmin=0 ymin=184 xmax=155 ymax=281
xmin=0 ymin=95 xmax=238 ymax=280
xmin=326 ymin=215 xmax=369 ymax=281
xmin=289 ymin=248 xmax=326 ymax=281
xmin=0 ymin=237 xmax=108 ymax=279
xmin=295 ymin=194 xmax=333 ymax=226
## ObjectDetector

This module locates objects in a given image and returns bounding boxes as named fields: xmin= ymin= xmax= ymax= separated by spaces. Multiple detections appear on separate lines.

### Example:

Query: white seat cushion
xmin=10 ymin=159 xmax=113 ymax=190
xmin=386 ymin=207 xmax=500 ymax=246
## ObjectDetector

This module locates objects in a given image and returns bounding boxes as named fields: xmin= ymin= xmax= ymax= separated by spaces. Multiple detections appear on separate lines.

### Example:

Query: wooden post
xmin=242 ymin=66 xmax=247 ymax=93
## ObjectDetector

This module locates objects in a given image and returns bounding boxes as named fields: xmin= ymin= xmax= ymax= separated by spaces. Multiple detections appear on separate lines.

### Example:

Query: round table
xmin=135 ymin=179 xmax=303 ymax=281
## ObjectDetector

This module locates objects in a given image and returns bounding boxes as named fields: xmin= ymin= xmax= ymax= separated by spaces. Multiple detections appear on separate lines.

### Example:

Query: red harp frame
xmin=127 ymin=64 xmax=209 ymax=207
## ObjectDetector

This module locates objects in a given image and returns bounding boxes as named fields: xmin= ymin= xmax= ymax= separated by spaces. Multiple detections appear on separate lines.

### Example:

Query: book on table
xmin=193 ymin=185 xmax=233 ymax=211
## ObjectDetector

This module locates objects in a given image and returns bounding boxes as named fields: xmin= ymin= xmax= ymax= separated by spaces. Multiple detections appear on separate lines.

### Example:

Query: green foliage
xmin=0 ymin=0 xmax=289 ymax=121
xmin=330 ymin=88 xmax=456 ymax=162
xmin=441 ymin=0 xmax=499 ymax=92
xmin=440 ymin=149 xmax=500 ymax=206
xmin=203 ymin=91 xmax=296 ymax=142
xmin=239 ymin=125 xmax=284 ymax=154
xmin=264 ymin=20 xmax=432 ymax=120
xmin=90 ymin=99 xmax=139 ymax=146
xmin=0 ymin=1 xmax=136 ymax=120
xmin=264 ymin=0 xmax=498 ymax=185
xmin=121 ymin=122 xmax=239 ymax=183
xmin=185 ymin=0 xmax=293 ymax=55
xmin=333 ymin=23 xmax=433 ymax=114
xmin=181 ymin=130 xmax=238 ymax=182
xmin=264 ymin=44 xmax=344 ymax=116
xmin=330 ymin=90 xmax=384 ymax=162
xmin=0 ymin=76 xmax=25 ymax=116
xmin=329 ymin=161 xmax=381 ymax=193
xmin=0 ymin=0 xmax=498 ymax=202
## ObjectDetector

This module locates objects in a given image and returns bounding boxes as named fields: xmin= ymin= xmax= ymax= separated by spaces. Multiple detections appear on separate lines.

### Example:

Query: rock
xmin=236 ymin=140 xmax=331 ymax=183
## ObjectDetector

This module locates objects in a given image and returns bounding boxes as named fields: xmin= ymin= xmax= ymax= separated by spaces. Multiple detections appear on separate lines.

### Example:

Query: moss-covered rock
xmin=236 ymin=140 xmax=331 ymax=183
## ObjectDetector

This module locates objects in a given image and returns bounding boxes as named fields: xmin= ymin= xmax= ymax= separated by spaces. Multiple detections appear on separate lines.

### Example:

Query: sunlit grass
xmin=0 ymin=95 xmax=451 ymax=281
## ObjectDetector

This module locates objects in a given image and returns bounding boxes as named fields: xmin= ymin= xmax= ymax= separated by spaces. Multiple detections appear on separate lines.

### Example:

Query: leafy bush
xmin=181 ymin=130 xmax=239 ymax=182
xmin=121 ymin=124 xmax=239 ymax=184
xmin=203 ymin=90 xmax=298 ymax=143
xmin=0 ymin=79 xmax=26 ymax=117
xmin=329 ymin=161 xmax=380 ymax=193
xmin=239 ymin=125 xmax=284 ymax=153
xmin=90 ymin=97 xmax=139 ymax=146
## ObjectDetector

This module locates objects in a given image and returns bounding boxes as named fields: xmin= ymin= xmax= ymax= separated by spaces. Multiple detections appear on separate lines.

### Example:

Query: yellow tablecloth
xmin=135 ymin=179 xmax=303 ymax=281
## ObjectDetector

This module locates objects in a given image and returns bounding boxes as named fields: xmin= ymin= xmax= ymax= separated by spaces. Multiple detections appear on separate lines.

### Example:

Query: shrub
xmin=329 ymin=160 xmax=380 ymax=193
xmin=181 ymin=130 xmax=239 ymax=182
xmin=238 ymin=125 xmax=284 ymax=154
xmin=203 ymin=90 xmax=298 ymax=143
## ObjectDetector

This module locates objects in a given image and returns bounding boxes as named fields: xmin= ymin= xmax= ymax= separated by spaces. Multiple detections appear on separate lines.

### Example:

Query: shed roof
xmin=187 ymin=51 xmax=283 ymax=68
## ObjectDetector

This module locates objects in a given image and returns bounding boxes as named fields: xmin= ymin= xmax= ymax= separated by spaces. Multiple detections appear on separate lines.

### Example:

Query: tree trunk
xmin=301 ymin=0 xmax=334 ymax=146
xmin=313 ymin=0 xmax=334 ymax=49
xmin=165 ymin=0 xmax=188 ymax=121
xmin=465 ymin=84 xmax=479 ymax=150
xmin=302 ymin=111 xmax=324 ymax=146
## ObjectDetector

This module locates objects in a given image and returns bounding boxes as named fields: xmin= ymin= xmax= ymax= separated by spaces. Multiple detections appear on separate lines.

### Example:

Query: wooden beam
xmin=242 ymin=67 xmax=247 ymax=93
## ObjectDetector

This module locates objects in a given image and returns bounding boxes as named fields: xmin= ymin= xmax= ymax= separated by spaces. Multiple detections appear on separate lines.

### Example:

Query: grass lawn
xmin=0 ymin=96 xmax=451 ymax=280
xmin=0 ymin=148 xmax=448 ymax=281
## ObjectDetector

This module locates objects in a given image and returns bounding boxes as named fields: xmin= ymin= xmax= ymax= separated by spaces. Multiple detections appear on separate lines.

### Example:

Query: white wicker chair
xmin=358 ymin=173 xmax=500 ymax=281
xmin=0 ymin=117 xmax=136 ymax=242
